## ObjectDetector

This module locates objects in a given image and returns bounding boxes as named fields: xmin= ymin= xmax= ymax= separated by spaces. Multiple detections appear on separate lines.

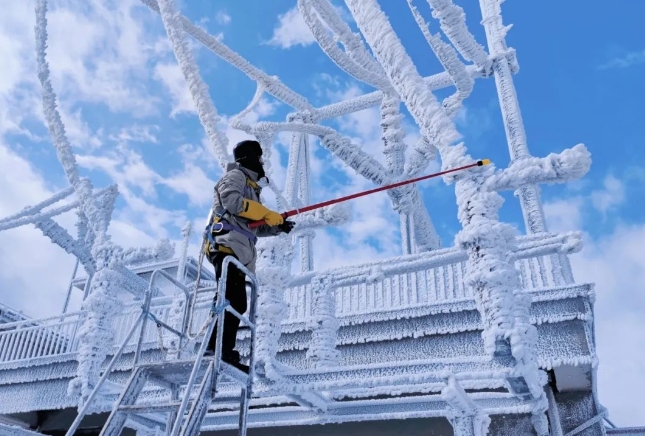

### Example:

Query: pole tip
xmin=477 ymin=159 xmax=491 ymax=166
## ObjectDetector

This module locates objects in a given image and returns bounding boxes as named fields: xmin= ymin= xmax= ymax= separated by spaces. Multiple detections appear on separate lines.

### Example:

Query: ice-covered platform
xmin=0 ymin=234 xmax=612 ymax=435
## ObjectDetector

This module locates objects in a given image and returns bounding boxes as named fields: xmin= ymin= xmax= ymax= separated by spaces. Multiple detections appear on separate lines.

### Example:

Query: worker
xmin=203 ymin=139 xmax=294 ymax=373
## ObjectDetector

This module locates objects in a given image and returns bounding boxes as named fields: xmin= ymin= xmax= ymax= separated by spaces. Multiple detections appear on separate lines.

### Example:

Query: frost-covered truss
xmin=4 ymin=0 xmax=604 ymax=434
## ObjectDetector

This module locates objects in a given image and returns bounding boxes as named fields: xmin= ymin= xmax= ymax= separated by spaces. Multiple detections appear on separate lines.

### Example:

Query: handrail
xmin=134 ymin=268 xmax=193 ymax=365
xmin=168 ymin=255 xmax=258 ymax=436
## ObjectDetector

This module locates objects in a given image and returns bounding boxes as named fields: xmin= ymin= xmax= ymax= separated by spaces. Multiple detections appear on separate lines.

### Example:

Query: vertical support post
xmin=62 ymin=258 xmax=80 ymax=314
xmin=400 ymin=212 xmax=414 ymax=255
xmin=306 ymin=273 xmax=340 ymax=367
xmin=478 ymin=0 xmax=548 ymax=234
xmin=297 ymin=131 xmax=314 ymax=272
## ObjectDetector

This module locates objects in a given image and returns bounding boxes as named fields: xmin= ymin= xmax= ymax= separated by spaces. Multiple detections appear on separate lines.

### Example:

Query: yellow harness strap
xmin=246 ymin=178 xmax=259 ymax=190
xmin=217 ymin=245 xmax=234 ymax=255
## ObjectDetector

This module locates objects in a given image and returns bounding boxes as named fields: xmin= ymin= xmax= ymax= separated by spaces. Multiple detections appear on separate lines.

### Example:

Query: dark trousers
xmin=205 ymin=252 xmax=248 ymax=357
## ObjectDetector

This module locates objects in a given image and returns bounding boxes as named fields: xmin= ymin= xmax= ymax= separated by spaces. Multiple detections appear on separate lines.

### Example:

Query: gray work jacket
xmin=211 ymin=162 xmax=280 ymax=272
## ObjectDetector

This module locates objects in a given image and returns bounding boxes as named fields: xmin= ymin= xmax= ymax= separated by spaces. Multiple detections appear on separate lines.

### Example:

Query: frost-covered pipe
xmin=478 ymin=0 xmax=548 ymax=236
xmin=310 ymin=0 xmax=383 ymax=74
xmin=314 ymin=66 xmax=481 ymax=121
xmin=156 ymin=0 xmax=230 ymax=169
xmin=35 ymin=0 xmax=109 ymax=251
xmin=254 ymin=236 xmax=294 ymax=379
xmin=35 ymin=219 xmax=95 ymax=275
xmin=425 ymin=0 xmax=490 ymax=68
xmin=0 ymin=186 xmax=73 ymax=225
xmin=306 ymin=273 xmax=340 ymax=367
xmin=380 ymin=93 xmax=406 ymax=177
xmin=408 ymin=0 xmax=474 ymax=116
xmin=284 ymin=118 xmax=306 ymax=206
xmin=344 ymin=0 xmax=543 ymax=398
xmin=441 ymin=377 xmax=491 ymax=435
xmin=141 ymin=0 xmax=314 ymax=112
xmin=299 ymin=0 xmax=392 ymax=91
xmin=296 ymin=130 xmax=315 ymax=271
xmin=485 ymin=144 xmax=591 ymax=192
xmin=229 ymin=82 xmax=265 ymax=135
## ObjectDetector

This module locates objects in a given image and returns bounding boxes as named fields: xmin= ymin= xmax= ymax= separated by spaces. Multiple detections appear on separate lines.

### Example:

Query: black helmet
xmin=233 ymin=140 xmax=263 ymax=163
xmin=233 ymin=140 xmax=266 ymax=179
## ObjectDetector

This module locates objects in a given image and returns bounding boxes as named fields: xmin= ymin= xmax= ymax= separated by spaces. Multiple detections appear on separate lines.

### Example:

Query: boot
xmin=222 ymin=350 xmax=249 ymax=374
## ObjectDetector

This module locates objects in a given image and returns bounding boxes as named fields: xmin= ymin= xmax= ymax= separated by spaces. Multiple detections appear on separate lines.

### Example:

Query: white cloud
xmin=591 ymin=175 xmax=625 ymax=214
xmin=216 ymin=10 xmax=232 ymax=25
xmin=267 ymin=6 xmax=316 ymax=49
xmin=568 ymin=223 xmax=645 ymax=427
xmin=544 ymin=178 xmax=645 ymax=427
xmin=543 ymin=197 xmax=584 ymax=233
xmin=162 ymin=160 xmax=217 ymax=207
xmin=153 ymin=61 xmax=197 ymax=117
xmin=109 ymin=124 xmax=159 ymax=144
xmin=598 ymin=49 xmax=645 ymax=70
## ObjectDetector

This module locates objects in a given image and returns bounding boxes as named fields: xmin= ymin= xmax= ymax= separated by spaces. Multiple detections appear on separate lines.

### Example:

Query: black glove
xmin=278 ymin=220 xmax=295 ymax=234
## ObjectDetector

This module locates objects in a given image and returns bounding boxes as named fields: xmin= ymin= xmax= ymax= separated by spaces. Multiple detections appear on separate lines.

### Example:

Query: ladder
xmin=66 ymin=256 xmax=258 ymax=436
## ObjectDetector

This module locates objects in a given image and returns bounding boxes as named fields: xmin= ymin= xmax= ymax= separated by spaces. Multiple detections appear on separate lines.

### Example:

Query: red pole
xmin=248 ymin=159 xmax=491 ymax=229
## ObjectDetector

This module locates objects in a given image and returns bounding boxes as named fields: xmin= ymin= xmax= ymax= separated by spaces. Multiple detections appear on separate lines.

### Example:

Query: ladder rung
xmin=140 ymin=359 xmax=211 ymax=386
xmin=119 ymin=402 xmax=182 ymax=414
xmin=219 ymin=361 xmax=251 ymax=385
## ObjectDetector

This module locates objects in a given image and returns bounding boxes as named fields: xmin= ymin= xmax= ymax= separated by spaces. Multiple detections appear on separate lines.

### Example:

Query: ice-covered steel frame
xmin=0 ymin=0 xmax=608 ymax=434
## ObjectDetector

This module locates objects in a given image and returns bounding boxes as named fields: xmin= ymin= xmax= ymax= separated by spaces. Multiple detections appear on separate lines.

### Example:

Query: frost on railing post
xmin=306 ymin=273 xmax=340 ymax=368
xmin=254 ymin=235 xmax=294 ymax=379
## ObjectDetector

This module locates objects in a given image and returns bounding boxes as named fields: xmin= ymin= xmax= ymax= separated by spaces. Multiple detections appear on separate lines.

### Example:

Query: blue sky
xmin=0 ymin=0 xmax=644 ymax=427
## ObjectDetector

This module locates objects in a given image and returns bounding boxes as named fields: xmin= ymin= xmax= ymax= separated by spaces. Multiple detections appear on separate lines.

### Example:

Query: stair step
xmin=120 ymin=402 xmax=182 ymax=414
xmin=141 ymin=359 xmax=250 ymax=387
xmin=139 ymin=359 xmax=210 ymax=386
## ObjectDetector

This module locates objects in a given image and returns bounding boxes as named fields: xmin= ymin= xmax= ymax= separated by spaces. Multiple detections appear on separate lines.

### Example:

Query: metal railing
xmin=0 ymin=311 xmax=84 ymax=363
xmin=0 ymin=232 xmax=578 ymax=364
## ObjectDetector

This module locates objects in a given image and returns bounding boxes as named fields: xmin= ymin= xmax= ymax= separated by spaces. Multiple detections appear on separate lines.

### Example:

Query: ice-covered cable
xmin=408 ymin=0 xmax=474 ymax=116
xmin=156 ymin=0 xmax=230 ymax=168
xmin=0 ymin=187 xmax=73 ymax=225
xmin=35 ymin=219 xmax=94 ymax=275
xmin=299 ymin=0 xmax=392 ymax=91
xmin=310 ymin=0 xmax=384 ymax=74
xmin=35 ymin=0 xmax=113 ymax=253
xmin=424 ymin=0 xmax=490 ymax=68
xmin=141 ymin=0 xmax=314 ymax=112
xmin=229 ymin=82 xmax=265 ymax=135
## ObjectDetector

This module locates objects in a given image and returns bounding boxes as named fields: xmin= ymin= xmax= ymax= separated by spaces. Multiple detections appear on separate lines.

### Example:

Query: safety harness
xmin=203 ymin=177 xmax=261 ymax=257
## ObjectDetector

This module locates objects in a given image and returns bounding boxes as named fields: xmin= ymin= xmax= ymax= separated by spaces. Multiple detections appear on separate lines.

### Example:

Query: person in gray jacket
xmin=203 ymin=140 xmax=294 ymax=372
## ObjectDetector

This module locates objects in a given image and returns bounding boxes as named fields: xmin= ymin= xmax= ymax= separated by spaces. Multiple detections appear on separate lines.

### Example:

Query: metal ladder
xmin=66 ymin=256 xmax=258 ymax=436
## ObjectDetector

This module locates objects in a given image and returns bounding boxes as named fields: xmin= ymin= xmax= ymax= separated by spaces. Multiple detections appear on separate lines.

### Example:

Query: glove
xmin=278 ymin=220 xmax=295 ymax=234
xmin=264 ymin=211 xmax=284 ymax=226
xmin=238 ymin=199 xmax=284 ymax=226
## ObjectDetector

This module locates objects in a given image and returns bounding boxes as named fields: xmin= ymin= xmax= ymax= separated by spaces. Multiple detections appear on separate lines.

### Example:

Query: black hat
xmin=233 ymin=140 xmax=263 ymax=163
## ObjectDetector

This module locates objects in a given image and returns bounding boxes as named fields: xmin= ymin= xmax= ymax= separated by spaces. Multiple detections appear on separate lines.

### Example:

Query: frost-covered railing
xmin=0 ymin=233 xmax=578 ymax=364
xmin=0 ymin=312 xmax=84 ymax=363
xmin=284 ymin=232 xmax=577 ymax=321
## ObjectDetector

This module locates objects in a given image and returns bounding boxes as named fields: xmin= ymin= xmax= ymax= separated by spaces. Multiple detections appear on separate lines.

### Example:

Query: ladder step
xmin=140 ymin=359 xmax=211 ymax=386
xmin=119 ymin=402 xmax=182 ymax=414
xmin=219 ymin=361 xmax=251 ymax=385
